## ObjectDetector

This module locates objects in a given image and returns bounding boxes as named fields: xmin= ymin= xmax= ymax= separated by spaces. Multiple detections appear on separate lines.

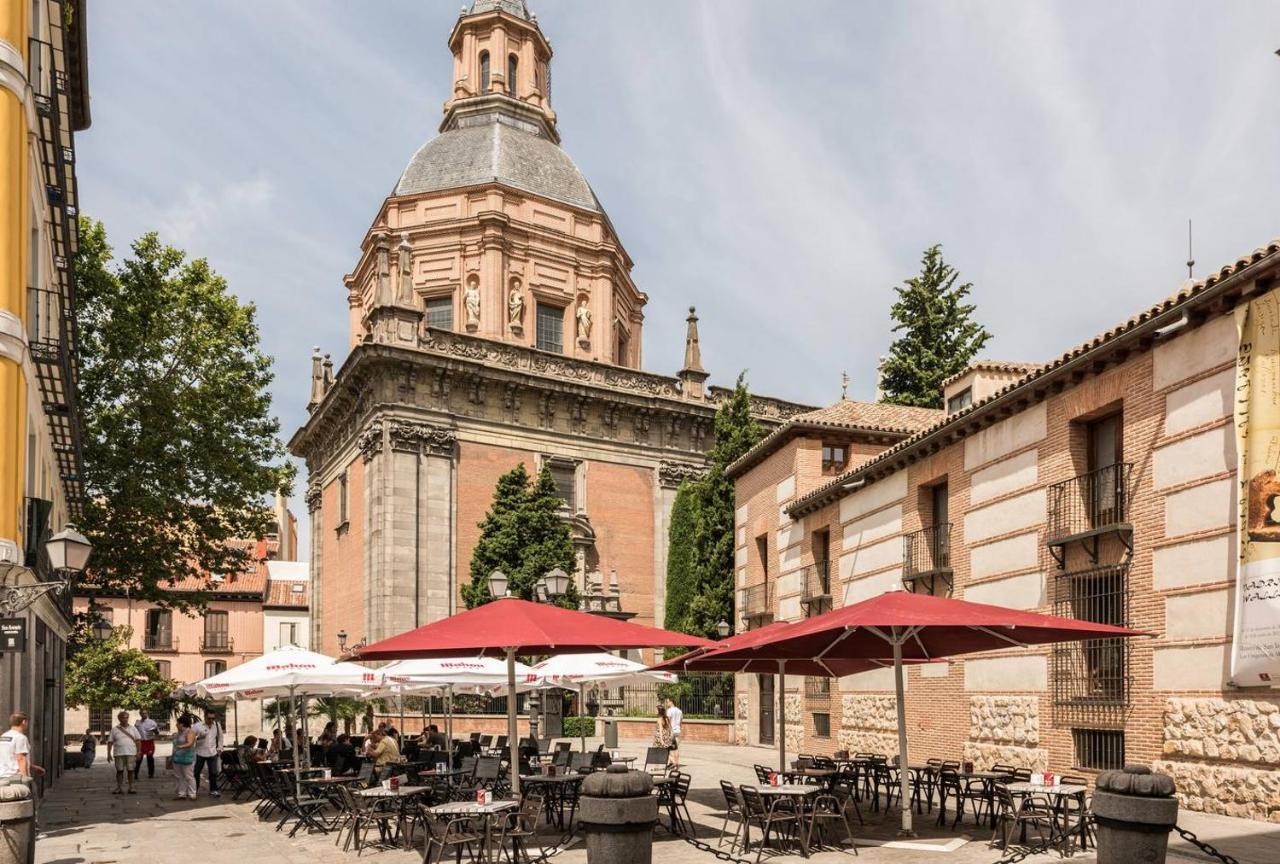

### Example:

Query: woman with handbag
xmin=172 ymin=714 xmax=197 ymax=800
xmin=652 ymin=707 xmax=673 ymax=748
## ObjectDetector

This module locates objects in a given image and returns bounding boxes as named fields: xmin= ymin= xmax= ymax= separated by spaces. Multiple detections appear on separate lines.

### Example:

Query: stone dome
xmin=393 ymin=119 xmax=601 ymax=213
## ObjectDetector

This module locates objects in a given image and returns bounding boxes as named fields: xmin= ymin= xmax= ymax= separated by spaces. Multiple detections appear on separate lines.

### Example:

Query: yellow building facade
xmin=0 ymin=0 xmax=89 ymax=792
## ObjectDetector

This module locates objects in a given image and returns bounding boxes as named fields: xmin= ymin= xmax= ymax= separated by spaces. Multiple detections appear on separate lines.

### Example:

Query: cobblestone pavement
xmin=33 ymin=741 xmax=1277 ymax=864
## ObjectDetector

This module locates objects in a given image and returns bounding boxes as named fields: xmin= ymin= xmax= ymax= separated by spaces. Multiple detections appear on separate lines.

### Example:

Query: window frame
xmin=425 ymin=296 xmax=453 ymax=331
xmin=337 ymin=472 xmax=349 ymax=531
xmin=479 ymin=51 xmax=490 ymax=92
xmin=535 ymin=302 xmax=565 ymax=354
xmin=204 ymin=659 xmax=227 ymax=678
xmin=821 ymin=442 xmax=848 ymax=474
xmin=507 ymin=54 xmax=518 ymax=97
xmin=946 ymin=387 xmax=973 ymax=414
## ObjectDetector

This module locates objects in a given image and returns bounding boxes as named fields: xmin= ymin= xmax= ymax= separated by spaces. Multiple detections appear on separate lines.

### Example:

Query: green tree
xmin=462 ymin=464 xmax=579 ymax=609
xmin=74 ymin=217 xmax=294 ymax=608
xmin=662 ymin=482 xmax=699 ymax=632
xmin=676 ymin=374 xmax=762 ymax=639
xmin=880 ymin=244 xmax=993 ymax=408
xmin=65 ymin=626 xmax=175 ymax=711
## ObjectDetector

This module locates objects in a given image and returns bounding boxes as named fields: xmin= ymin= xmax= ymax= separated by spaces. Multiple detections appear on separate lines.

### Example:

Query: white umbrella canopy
xmin=530 ymin=651 xmax=677 ymax=689
xmin=182 ymin=644 xmax=384 ymax=700
xmin=377 ymin=656 xmax=538 ymax=695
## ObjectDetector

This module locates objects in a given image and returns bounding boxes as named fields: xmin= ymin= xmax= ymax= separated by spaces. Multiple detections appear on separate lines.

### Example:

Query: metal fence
xmin=615 ymin=672 xmax=735 ymax=720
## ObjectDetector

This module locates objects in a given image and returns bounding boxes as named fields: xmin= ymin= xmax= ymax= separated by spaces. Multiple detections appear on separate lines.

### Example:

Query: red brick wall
xmin=318 ymin=455 xmax=364 ymax=656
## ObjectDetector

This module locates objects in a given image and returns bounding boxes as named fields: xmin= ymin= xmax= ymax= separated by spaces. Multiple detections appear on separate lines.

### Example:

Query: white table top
xmin=758 ymin=785 xmax=821 ymax=795
xmin=430 ymin=799 xmax=518 ymax=815
xmin=357 ymin=785 xmax=430 ymax=798
xmin=1006 ymin=782 xmax=1088 ymax=797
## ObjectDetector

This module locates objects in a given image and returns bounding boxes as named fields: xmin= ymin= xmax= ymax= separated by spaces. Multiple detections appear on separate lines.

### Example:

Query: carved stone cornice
xmin=358 ymin=422 xmax=384 ymax=463
xmin=388 ymin=420 xmax=458 ymax=458
xmin=658 ymin=460 xmax=707 ymax=489
xmin=304 ymin=481 xmax=323 ymax=513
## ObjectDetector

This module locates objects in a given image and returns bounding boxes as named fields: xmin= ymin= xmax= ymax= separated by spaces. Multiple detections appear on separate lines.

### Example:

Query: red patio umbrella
xmin=687 ymin=589 xmax=1146 ymax=835
xmin=353 ymin=597 xmax=713 ymax=797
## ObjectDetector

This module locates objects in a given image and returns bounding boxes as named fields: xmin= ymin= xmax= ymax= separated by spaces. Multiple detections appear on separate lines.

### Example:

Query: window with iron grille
xmin=1052 ymin=564 xmax=1130 ymax=705
xmin=804 ymin=676 xmax=831 ymax=700
xmin=536 ymin=303 xmax=564 ymax=353
xmin=812 ymin=712 xmax=831 ymax=738
xmin=426 ymin=296 xmax=453 ymax=330
xmin=1072 ymin=728 xmax=1124 ymax=770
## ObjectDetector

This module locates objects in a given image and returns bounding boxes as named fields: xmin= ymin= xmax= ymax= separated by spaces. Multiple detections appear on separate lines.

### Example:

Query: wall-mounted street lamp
xmin=0 ymin=523 xmax=93 ymax=617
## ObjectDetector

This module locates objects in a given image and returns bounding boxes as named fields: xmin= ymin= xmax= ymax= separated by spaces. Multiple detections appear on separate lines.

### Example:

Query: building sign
xmin=0 ymin=618 xmax=26 ymax=653
xmin=1233 ymin=286 xmax=1280 ymax=686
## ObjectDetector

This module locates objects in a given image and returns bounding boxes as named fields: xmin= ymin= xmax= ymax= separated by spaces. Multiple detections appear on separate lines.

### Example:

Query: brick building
xmin=730 ymin=239 xmax=1280 ymax=821
xmin=289 ymin=1 xmax=809 ymax=659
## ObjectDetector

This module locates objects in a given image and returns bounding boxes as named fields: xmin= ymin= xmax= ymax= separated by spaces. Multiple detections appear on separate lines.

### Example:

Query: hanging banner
xmin=1233 ymin=286 xmax=1280 ymax=686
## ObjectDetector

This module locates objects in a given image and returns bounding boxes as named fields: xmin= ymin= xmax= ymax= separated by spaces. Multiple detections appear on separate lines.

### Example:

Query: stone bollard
xmin=1091 ymin=765 xmax=1178 ymax=864
xmin=579 ymin=765 xmax=657 ymax=864
xmin=0 ymin=780 xmax=34 ymax=864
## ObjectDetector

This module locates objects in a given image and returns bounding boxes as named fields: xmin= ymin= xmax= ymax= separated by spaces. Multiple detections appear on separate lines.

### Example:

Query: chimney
xmin=677 ymin=306 xmax=710 ymax=400
xmin=307 ymin=347 xmax=323 ymax=412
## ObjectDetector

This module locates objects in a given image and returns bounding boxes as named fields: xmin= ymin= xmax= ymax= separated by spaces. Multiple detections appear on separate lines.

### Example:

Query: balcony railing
xmin=200 ymin=634 xmax=234 ymax=653
xmin=800 ymin=561 xmax=832 ymax=611
xmin=143 ymin=632 xmax=176 ymax=652
xmin=742 ymin=582 xmax=771 ymax=622
xmin=902 ymin=523 xmax=953 ymax=595
xmin=1046 ymin=463 xmax=1134 ymax=565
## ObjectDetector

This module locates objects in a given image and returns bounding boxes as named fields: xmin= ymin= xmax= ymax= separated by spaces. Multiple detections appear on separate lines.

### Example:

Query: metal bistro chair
xmin=663 ymin=772 xmax=694 ymax=834
xmin=718 ymin=780 xmax=748 ymax=853
xmin=739 ymin=785 xmax=801 ymax=864
xmin=830 ymin=773 xmax=863 ymax=827
xmin=336 ymin=785 xmax=399 ymax=855
xmin=990 ymin=785 xmax=1052 ymax=855
xmin=420 ymin=808 xmax=483 ymax=864
xmin=805 ymin=787 xmax=857 ymax=855
xmin=753 ymin=764 xmax=774 ymax=785
xmin=1055 ymin=775 xmax=1092 ymax=855
xmin=569 ymin=751 xmax=593 ymax=774
xmin=495 ymin=793 xmax=544 ymax=864
xmin=644 ymin=746 xmax=671 ymax=774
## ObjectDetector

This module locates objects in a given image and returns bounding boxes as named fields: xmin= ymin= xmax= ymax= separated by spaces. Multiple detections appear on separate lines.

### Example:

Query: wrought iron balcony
xmin=804 ymin=676 xmax=832 ymax=701
xmin=902 ymin=523 xmax=953 ymax=595
xmin=742 ymin=582 xmax=771 ymax=622
xmin=800 ymin=561 xmax=832 ymax=612
xmin=200 ymin=634 xmax=234 ymax=654
xmin=1046 ymin=463 xmax=1134 ymax=566
xmin=143 ymin=632 xmax=176 ymax=652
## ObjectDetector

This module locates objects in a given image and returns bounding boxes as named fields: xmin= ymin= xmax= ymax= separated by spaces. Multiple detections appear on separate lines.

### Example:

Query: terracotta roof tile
xmin=264 ymin=579 xmax=310 ymax=608
xmin=941 ymin=360 xmax=1044 ymax=388
xmin=788 ymin=236 xmax=1280 ymax=517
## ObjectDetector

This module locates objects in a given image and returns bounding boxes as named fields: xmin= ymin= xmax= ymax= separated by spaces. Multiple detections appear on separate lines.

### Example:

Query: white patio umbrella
xmin=179 ymin=645 xmax=383 ymax=791
xmin=527 ymin=652 xmax=677 ymax=750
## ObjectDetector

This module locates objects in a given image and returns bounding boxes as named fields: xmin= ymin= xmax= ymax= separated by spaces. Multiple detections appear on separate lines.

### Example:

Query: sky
xmin=78 ymin=1 xmax=1280 ymax=535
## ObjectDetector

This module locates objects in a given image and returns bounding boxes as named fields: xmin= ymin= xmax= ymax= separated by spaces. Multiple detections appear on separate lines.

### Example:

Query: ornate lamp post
xmin=336 ymin=629 xmax=348 ymax=653
xmin=486 ymin=569 xmax=509 ymax=599
xmin=0 ymin=523 xmax=92 ymax=616
xmin=518 ymin=567 xmax=571 ymax=742
xmin=716 ymin=619 xmax=732 ymax=639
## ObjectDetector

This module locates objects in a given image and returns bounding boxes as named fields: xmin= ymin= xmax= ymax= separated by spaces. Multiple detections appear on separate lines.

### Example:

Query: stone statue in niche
xmin=575 ymin=298 xmax=592 ymax=344
xmin=507 ymin=275 xmax=524 ymax=333
xmin=396 ymin=233 xmax=416 ymax=307
xmin=463 ymin=272 xmax=481 ymax=330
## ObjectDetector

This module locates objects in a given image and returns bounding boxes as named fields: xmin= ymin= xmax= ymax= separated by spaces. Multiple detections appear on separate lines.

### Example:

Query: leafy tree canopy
xmin=880 ymin=244 xmax=993 ymax=408
xmin=462 ymin=464 xmax=580 ymax=609
xmin=65 ymin=626 xmax=174 ymax=710
xmin=74 ymin=217 xmax=294 ymax=608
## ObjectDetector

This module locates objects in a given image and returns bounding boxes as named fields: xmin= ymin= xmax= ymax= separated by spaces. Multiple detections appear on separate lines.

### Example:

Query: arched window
xmin=479 ymin=51 xmax=490 ymax=92
xmin=507 ymin=54 xmax=518 ymax=97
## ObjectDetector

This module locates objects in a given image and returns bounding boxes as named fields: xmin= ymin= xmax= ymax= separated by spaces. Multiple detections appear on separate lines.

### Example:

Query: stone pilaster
xmin=305 ymin=480 xmax=323 ymax=651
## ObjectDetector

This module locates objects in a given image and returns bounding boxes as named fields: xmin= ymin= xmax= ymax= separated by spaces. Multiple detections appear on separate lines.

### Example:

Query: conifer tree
xmin=880 ymin=244 xmax=993 ymax=408
xmin=662 ymin=482 xmax=699 ymax=633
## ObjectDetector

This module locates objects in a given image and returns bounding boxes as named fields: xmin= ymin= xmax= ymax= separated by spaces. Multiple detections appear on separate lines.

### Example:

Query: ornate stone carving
xmin=463 ymin=273 xmax=481 ymax=330
xmin=601 ymin=403 xmax=620 ymax=438
xmin=507 ymin=275 xmax=524 ymax=334
xmin=537 ymin=393 xmax=557 ymax=429
xmin=658 ymin=460 xmax=706 ymax=489
xmin=358 ymin=422 xmax=384 ymax=463
xmin=304 ymin=481 xmax=323 ymax=513
xmin=575 ymin=298 xmax=592 ymax=345
xmin=632 ymin=407 xmax=651 ymax=443
xmin=388 ymin=420 xmax=458 ymax=457
xmin=570 ymin=395 xmax=588 ymax=434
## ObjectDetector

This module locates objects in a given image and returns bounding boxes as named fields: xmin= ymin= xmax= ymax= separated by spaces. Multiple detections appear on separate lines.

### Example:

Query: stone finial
xmin=374 ymin=239 xmax=392 ymax=307
xmin=322 ymin=353 xmax=334 ymax=395
xmin=395 ymin=233 xmax=417 ymax=307
xmin=678 ymin=306 xmax=709 ymax=401
xmin=307 ymin=346 xmax=324 ymax=412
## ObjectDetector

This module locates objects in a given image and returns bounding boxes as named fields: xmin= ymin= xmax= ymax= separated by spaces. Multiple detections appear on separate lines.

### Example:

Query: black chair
xmin=990 ymin=786 xmax=1052 ymax=854
xmin=739 ymin=785 xmax=800 ymax=864
xmin=718 ymin=780 xmax=747 ymax=853
xmin=644 ymin=747 xmax=671 ymax=774
xmin=805 ymin=788 xmax=857 ymax=855
xmin=753 ymin=764 xmax=773 ymax=785
xmin=494 ymin=793 xmax=543 ymax=864
xmin=421 ymin=808 xmax=482 ymax=864
xmin=830 ymin=773 xmax=863 ymax=827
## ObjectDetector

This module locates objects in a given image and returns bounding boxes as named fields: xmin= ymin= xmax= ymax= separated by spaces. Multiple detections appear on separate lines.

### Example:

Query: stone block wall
xmin=964 ymin=695 xmax=1048 ymax=770
xmin=785 ymin=693 xmax=804 ymax=754
xmin=838 ymin=694 xmax=898 ymax=755
xmin=1159 ymin=697 xmax=1280 ymax=821
xmin=734 ymin=694 xmax=748 ymax=745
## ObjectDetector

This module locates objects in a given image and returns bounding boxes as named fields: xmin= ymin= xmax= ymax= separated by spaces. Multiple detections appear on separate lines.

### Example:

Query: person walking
xmin=106 ymin=711 xmax=139 ymax=794
xmin=192 ymin=710 xmax=224 ymax=798
xmin=663 ymin=697 xmax=683 ymax=768
xmin=133 ymin=710 xmax=158 ymax=779
xmin=79 ymin=729 xmax=96 ymax=768
xmin=0 ymin=712 xmax=44 ymax=783
xmin=652 ymin=707 xmax=673 ymax=750
xmin=171 ymin=715 xmax=197 ymax=800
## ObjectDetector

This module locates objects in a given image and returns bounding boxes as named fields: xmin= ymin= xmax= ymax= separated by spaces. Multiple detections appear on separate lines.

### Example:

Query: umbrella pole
xmin=580 ymin=683 xmax=586 ymax=752
xmin=893 ymin=635 xmax=913 ymax=836
xmin=777 ymin=660 xmax=787 ymax=773
xmin=234 ymin=700 xmax=239 ymax=745
xmin=507 ymin=648 xmax=520 ymax=800
xmin=291 ymin=685 xmax=301 ymax=798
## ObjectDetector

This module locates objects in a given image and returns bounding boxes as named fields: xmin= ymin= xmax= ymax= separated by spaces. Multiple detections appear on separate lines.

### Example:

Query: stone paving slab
xmin=32 ymin=741 xmax=1277 ymax=864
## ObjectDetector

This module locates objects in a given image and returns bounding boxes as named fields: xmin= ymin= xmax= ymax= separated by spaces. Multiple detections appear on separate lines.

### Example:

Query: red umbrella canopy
xmin=696 ymin=590 xmax=1146 ymax=663
xmin=353 ymin=597 xmax=715 ymax=661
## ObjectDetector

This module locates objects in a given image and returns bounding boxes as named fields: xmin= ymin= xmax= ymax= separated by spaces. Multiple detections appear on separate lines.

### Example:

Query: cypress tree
xmin=663 ymin=481 xmax=700 ymax=633
xmin=880 ymin=244 xmax=993 ymax=408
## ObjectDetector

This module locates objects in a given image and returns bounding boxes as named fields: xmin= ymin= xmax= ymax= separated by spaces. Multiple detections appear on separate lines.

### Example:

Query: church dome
xmin=393 ymin=118 xmax=601 ymax=213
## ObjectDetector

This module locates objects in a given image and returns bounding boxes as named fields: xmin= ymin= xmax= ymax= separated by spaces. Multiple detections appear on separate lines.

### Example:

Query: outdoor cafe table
xmin=429 ymin=799 xmax=520 ymax=864
xmin=1005 ymin=782 xmax=1089 ymax=852
xmin=757 ymin=785 xmax=822 ymax=858
xmin=357 ymin=785 xmax=432 ymax=849
xmin=785 ymin=768 xmax=837 ymax=790
xmin=935 ymin=770 xmax=1012 ymax=829
xmin=520 ymin=774 xmax=584 ymax=830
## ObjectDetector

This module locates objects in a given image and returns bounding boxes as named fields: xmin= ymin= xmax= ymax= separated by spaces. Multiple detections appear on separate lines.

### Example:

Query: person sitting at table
xmin=425 ymin=724 xmax=448 ymax=751
xmin=369 ymin=730 xmax=401 ymax=781
xmin=318 ymin=721 xmax=337 ymax=749
xmin=327 ymin=733 xmax=358 ymax=775
xmin=238 ymin=735 xmax=262 ymax=764
xmin=266 ymin=728 xmax=286 ymax=759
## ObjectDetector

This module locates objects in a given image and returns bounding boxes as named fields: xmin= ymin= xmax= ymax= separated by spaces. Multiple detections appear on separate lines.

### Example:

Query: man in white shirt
xmin=192 ymin=711 xmax=224 ymax=798
xmin=663 ymin=697 xmax=684 ymax=767
xmin=0 ymin=712 xmax=42 ymax=783
xmin=133 ymin=710 xmax=159 ymax=779
xmin=106 ymin=711 xmax=140 ymax=794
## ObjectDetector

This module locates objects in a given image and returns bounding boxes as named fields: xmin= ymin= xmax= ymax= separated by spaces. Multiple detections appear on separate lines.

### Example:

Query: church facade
xmin=289 ymin=0 xmax=810 ymax=659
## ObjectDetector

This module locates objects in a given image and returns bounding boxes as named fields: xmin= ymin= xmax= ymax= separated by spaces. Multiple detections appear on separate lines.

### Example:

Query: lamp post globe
xmin=716 ymin=619 xmax=732 ymax=639
xmin=46 ymin=524 xmax=92 ymax=573
xmin=487 ymin=569 xmax=509 ymax=599
xmin=543 ymin=567 xmax=571 ymax=599
xmin=337 ymin=629 xmax=348 ymax=651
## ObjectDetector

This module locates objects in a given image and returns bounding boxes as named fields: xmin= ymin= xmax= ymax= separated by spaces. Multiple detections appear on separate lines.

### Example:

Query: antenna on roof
xmin=1186 ymin=219 xmax=1195 ymax=279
